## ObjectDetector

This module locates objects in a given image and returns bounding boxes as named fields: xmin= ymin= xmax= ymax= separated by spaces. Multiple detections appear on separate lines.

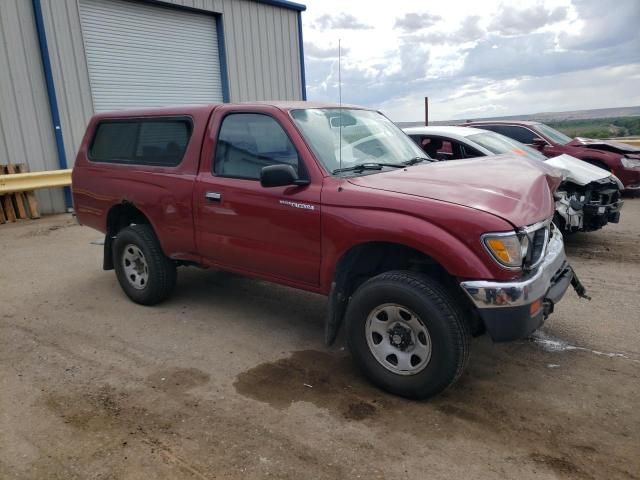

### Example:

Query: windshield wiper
xmin=332 ymin=162 xmax=404 ymax=174
xmin=403 ymin=156 xmax=432 ymax=166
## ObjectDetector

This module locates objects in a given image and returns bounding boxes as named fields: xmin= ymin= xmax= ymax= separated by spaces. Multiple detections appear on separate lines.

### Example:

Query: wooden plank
xmin=0 ymin=163 xmax=42 ymax=222
xmin=0 ymin=165 xmax=17 ymax=222
xmin=1 ymin=195 xmax=16 ymax=222
xmin=0 ymin=198 xmax=6 ymax=223
xmin=4 ymin=165 xmax=28 ymax=219
xmin=14 ymin=164 xmax=40 ymax=219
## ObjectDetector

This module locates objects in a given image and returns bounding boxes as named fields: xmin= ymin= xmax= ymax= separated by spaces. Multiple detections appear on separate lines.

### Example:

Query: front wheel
xmin=113 ymin=224 xmax=177 ymax=305
xmin=345 ymin=271 xmax=470 ymax=399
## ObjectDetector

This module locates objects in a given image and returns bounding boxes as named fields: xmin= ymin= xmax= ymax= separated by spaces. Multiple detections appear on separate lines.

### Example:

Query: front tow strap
xmin=570 ymin=269 xmax=592 ymax=300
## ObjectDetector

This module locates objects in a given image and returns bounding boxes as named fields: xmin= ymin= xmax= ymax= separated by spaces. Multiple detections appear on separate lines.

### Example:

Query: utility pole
xmin=424 ymin=97 xmax=429 ymax=126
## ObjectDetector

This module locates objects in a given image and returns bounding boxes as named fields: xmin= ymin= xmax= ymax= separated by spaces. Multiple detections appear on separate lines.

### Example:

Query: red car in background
xmin=464 ymin=120 xmax=640 ymax=190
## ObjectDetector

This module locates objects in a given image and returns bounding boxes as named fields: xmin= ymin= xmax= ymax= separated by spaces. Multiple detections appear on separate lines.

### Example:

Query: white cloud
xmin=378 ymin=64 xmax=640 ymax=122
xmin=488 ymin=5 xmax=568 ymax=35
xmin=304 ymin=43 xmax=349 ymax=59
xmin=301 ymin=0 xmax=640 ymax=121
xmin=313 ymin=13 xmax=372 ymax=30
xmin=394 ymin=13 xmax=442 ymax=32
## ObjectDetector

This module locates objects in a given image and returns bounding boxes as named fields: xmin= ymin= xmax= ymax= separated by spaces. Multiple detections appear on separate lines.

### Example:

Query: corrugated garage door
xmin=79 ymin=0 xmax=223 ymax=112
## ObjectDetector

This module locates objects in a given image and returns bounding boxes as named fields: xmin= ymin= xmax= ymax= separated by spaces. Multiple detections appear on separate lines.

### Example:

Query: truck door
xmin=194 ymin=106 xmax=322 ymax=288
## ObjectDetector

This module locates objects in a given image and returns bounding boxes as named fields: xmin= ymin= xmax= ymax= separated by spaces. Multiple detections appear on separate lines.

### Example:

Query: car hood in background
xmin=348 ymin=155 xmax=562 ymax=228
xmin=569 ymin=137 xmax=640 ymax=153
xmin=569 ymin=137 xmax=640 ymax=157
xmin=546 ymin=154 xmax=623 ymax=188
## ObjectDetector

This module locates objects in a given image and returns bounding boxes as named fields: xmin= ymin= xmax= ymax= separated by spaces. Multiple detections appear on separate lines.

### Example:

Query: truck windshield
xmin=467 ymin=132 xmax=547 ymax=161
xmin=536 ymin=123 xmax=572 ymax=145
xmin=290 ymin=108 xmax=428 ymax=174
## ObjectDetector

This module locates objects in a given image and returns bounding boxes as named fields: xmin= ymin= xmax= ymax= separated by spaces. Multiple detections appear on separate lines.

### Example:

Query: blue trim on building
xmin=255 ymin=0 xmax=306 ymax=12
xmin=297 ymin=12 xmax=307 ymax=100
xmin=32 ymin=0 xmax=72 ymax=208
xmin=215 ymin=15 xmax=231 ymax=102
xmin=142 ymin=0 xmax=305 ymax=14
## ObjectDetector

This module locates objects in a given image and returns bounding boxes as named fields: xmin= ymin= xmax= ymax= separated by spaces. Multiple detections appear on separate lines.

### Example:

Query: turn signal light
xmin=530 ymin=299 xmax=542 ymax=317
xmin=483 ymin=231 xmax=529 ymax=269
xmin=486 ymin=238 xmax=512 ymax=263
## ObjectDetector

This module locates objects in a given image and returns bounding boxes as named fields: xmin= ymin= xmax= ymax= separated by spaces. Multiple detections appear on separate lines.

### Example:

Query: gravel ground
xmin=1 ymin=198 xmax=639 ymax=480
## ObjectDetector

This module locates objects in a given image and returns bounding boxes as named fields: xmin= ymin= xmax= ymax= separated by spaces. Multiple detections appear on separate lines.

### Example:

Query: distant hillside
xmin=546 ymin=117 xmax=640 ymax=138
xmin=397 ymin=106 xmax=640 ymax=128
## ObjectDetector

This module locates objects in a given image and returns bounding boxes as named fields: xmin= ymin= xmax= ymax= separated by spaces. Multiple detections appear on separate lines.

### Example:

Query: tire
xmin=345 ymin=270 xmax=470 ymax=399
xmin=113 ymin=224 xmax=177 ymax=305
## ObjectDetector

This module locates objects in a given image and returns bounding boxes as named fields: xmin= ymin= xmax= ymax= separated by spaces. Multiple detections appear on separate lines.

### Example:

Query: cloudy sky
xmin=300 ymin=0 xmax=640 ymax=121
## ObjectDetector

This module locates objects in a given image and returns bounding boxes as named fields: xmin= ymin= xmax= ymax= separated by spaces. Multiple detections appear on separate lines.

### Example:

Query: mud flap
xmin=570 ymin=270 xmax=591 ymax=300
xmin=325 ymin=282 xmax=348 ymax=345
xmin=103 ymin=234 xmax=114 ymax=270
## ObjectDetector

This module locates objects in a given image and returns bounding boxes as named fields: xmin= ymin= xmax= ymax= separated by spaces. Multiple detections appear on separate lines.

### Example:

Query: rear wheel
xmin=345 ymin=271 xmax=470 ymax=399
xmin=113 ymin=225 xmax=176 ymax=305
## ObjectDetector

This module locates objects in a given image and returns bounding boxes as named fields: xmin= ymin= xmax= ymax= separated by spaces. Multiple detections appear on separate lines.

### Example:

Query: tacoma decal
xmin=279 ymin=200 xmax=315 ymax=211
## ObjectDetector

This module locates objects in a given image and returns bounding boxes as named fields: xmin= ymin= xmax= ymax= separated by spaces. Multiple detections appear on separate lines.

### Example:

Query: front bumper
xmin=583 ymin=198 xmax=623 ymax=230
xmin=460 ymin=229 xmax=573 ymax=342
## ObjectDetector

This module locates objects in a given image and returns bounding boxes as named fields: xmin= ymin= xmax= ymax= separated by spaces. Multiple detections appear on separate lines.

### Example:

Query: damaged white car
xmin=403 ymin=126 xmax=624 ymax=233
xmin=546 ymin=155 xmax=623 ymax=232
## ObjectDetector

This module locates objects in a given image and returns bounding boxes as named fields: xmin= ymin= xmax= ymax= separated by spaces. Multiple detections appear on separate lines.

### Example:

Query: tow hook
xmin=571 ymin=271 xmax=591 ymax=300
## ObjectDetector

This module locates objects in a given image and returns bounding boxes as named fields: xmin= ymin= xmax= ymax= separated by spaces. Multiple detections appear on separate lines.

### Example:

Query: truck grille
xmin=521 ymin=220 xmax=552 ymax=270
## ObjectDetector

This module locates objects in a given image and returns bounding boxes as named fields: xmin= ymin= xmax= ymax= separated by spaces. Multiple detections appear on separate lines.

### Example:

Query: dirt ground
xmin=1 ymin=198 xmax=639 ymax=480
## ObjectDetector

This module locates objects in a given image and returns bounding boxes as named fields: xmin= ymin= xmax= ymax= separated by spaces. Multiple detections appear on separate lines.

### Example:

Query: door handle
xmin=205 ymin=191 xmax=222 ymax=202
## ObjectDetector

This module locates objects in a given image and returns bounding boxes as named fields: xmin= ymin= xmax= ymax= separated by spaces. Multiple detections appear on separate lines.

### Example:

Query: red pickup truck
xmin=72 ymin=102 xmax=587 ymax=399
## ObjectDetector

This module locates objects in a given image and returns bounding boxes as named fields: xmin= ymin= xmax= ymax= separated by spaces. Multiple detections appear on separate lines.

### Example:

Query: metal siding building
xmin=0 ymin=0 xmax=306 ymax=214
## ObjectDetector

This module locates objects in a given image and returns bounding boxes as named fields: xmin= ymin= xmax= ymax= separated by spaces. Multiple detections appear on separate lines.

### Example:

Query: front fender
xmin=319 ymin=206 xmax=516 ymax=293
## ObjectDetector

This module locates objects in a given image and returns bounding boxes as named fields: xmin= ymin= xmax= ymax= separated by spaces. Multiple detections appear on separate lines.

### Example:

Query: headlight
xmin=621 ymin=157 xmax=640 ymax=168
xmin=482 ymin=232 xmax=528 ymax=269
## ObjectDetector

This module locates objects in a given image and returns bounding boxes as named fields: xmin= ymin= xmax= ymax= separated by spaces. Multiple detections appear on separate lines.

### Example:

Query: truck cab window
xmin=214 ymin=114 xmax=301 ymax=180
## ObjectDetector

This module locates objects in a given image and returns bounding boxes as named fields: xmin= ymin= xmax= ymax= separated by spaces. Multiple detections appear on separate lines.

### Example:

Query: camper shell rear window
xmin=89 ymin=117 xmax=192 ymax=167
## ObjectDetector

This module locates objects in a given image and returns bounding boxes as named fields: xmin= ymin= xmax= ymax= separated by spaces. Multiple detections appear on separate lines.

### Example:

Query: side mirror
xmin=260 ymin=164 xmax=309 ymax=188
xmin=531 ymin=137 xmax=547 ymax=149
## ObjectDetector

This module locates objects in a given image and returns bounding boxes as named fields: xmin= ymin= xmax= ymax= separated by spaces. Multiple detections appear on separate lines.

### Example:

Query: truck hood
xmin=347 ymin=155 xmax=562 ymax=228
xmin=546 ymin=154 xmax=623 ymax=189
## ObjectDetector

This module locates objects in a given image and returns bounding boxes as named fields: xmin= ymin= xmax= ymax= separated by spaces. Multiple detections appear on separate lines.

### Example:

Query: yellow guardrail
xmin=0 ymin=168 xmax=71 ymax=194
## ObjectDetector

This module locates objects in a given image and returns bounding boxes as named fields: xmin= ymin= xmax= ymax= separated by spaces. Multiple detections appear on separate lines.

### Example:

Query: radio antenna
xmin=338 ymin=38 xmax=342 ymax=172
